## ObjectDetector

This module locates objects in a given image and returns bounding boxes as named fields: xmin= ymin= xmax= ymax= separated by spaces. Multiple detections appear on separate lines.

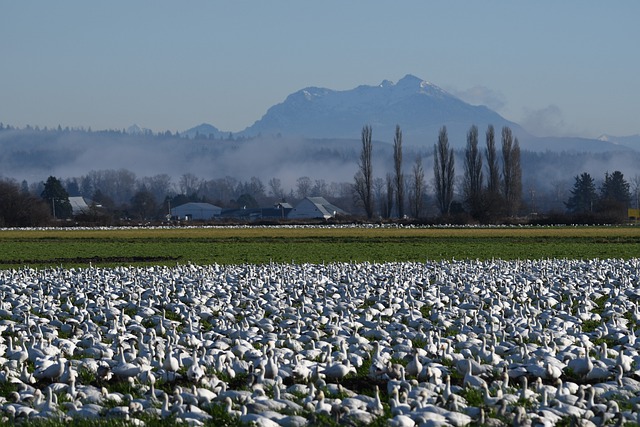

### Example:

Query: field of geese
xmin=1 ymin=257 xmax=640 ymax=426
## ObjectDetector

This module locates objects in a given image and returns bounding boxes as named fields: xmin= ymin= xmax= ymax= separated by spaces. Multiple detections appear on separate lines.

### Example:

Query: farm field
xmin=1 ymin=256 xmax=639 ymax=426
xmin=0 ymin=225 xmax=639 ymax=268
xmin=1 ymin=225 xmax=640 ymax=426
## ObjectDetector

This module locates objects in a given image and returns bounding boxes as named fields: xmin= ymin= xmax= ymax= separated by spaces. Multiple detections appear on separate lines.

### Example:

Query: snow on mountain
xmin=597 ymin=134 xmax=640 ymax=151
xmin=176 ymin=75 xmax=630 ymax=153
xmin=238 ymin=74 xmax=526 ymax=148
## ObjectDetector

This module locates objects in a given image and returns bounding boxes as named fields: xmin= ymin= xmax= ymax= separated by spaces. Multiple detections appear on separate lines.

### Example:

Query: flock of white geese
xmin=0 ymin=258 xmax=639 ymax=426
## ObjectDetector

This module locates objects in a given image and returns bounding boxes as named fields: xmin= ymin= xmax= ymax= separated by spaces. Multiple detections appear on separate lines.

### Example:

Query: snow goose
xmin=405 ymin=350 xmax=423 ymax=379
xmin=33 ymin=355 xmax=67 ymax=382
xmin=462 ymin=359 xmax=486 ymax=389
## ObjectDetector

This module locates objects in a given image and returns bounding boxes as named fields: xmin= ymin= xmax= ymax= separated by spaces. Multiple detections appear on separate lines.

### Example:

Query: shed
xmin=171 ymin=202 xmax=222 ymax=220
xmin=287 ymin=197 xmax=347 ymax=220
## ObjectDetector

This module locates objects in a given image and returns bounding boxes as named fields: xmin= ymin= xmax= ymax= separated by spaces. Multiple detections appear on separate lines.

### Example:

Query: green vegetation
xmin=0 ymin=226 xmax=639 ymax=269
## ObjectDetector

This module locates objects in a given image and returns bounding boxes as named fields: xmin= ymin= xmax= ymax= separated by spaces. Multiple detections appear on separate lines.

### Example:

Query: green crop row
xmin=0 ymin=226 xmax=639 ymax=268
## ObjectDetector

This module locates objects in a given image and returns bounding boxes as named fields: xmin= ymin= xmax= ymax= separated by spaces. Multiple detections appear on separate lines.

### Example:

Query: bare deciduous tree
xmin=179 ymin=173 xmax=200 ymax=196
xmin=268 ymin=177 xmax=285 ymax=200
xmin=296 ymin=176 xmax=312 ymax=199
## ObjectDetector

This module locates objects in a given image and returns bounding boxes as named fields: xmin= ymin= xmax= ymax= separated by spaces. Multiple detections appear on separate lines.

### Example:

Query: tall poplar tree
xmin=393 ymin=125 xmax=405 ymax=218
xmin=434 ymin=126 xmax=455 ymax=215
xmin=501 ymin=126 xmax=522 ymax=216
xmin=463 ymin=125 xmax=483 ymax=217
xmin=354 ymin=125 xmax=374 ymax=218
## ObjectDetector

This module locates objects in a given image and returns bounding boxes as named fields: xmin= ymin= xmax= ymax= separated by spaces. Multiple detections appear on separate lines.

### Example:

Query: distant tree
xmin=179 ymin=173 xmax=200 ymax=196
xmin=0 ymin=179 xmax=50 ymax=226
xmin=129 ymin=188 xmax=158 ymax=221
xmin=65 ymin=179 xmax=81 ymax=197
xmin=354 ymin=125 xmax=374 ymax=219
xmin=235 ymin=193 xmax=259 ymax=209
xmin=268 ymin=177 xmax=285 ymax=200
xmin=373 ymin=177 xmax=386 ymax=218
xmin=385 ymin=173 xmax=395 ymax=219
xmin=409 ymin=154 xmax=426 ymax=218
xmin=41 ymin=176 xmax=73 ymax=219
xmin=485 ymin=125 xmax=500 ymax=194
xmin=565 ymin=172 xmax=597 ymax=214
xmin=140 ymin=174 xmax=174 ymax=204
xmin=247 ymin=177 xmax=266 ymax=201
xmin=501 ymin=127 xmax=522 ymax=216
xmin=393 ymin=125 xmax=405 ymax=218
xmin=484 ymin=125 xmax=502 ymax=220
xmin=433 ymin=126 xmax=455 ymax=215
xmin=296 ymin=176 xmax=312 ymax=199
xmin=312 ymin=179 xmax=328 ymax=198
xmin=631 ymin=174 xmax=640 ymax=210
xmin=599 ymin=171 xmax=630 ymax=207
xmin=20 ymin=180 xmax=30 ymax=195
xmin=598 ymin=171 xmax=631 ymax=219
xmin=92 ymin=189 xmax=116 ymax=211
xmin=463 ymin=125 xmax=483 ymax=218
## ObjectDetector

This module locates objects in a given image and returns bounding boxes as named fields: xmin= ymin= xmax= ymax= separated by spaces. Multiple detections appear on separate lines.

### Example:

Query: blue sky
xmin=1 ymin=1 xmax=638 ymax=138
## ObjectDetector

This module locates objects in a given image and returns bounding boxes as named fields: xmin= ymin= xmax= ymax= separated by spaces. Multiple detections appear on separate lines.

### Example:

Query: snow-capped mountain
xmin=237 ymin=74 xmax=526 ymax=148
xmin=598 ymin=134 xmax=640 ymax=151
xmin=185 ymin=75 xmax=631 ymax=152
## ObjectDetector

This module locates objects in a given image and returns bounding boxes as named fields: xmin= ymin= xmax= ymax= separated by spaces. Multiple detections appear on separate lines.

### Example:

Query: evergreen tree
xmin=598 ymin=171 xmax=631 ymax=219
xmin=41 ymin=176 xmax=73 ymax=219
xmin=600 ymin=171 xmax=630 ymax=207
xmin=565 ymin=172 xmax=597 ymax=214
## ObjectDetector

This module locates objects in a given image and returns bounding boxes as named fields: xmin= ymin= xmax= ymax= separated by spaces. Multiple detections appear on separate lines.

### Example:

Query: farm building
xmin=220 ymin=203 xmax=293 ymax=221
xmin=171 ymin=202 xmax=222 ymax=220
xmin=288 ymin=197 xmax=347 ymax=220
xmin=68 ymin=196 xmax=92 ymax=216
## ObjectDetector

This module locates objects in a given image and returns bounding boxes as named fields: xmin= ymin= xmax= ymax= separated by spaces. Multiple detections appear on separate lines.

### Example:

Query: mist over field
xmin=1 ymin=126 xmax=639 ymax=210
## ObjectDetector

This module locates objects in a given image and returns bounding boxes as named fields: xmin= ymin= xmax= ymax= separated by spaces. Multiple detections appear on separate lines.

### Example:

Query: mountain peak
xmin=240 ymin=75 xmax=522 ymax=146
xmin=397 ymin=74 xmax=423 ymax=86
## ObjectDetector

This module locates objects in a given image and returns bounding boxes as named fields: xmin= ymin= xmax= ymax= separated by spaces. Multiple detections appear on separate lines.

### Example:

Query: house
xmin=68 ymin=196 xmax=92 ymax=216
xmin=287 ymin=197 xmax=348 ymax=220
xmin=171 ymin=202 xmax=222 ymax=220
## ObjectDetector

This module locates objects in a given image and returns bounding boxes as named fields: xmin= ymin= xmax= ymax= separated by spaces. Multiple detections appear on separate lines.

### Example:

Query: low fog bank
xmin=1 ymin=127 xmax=638 ymax=214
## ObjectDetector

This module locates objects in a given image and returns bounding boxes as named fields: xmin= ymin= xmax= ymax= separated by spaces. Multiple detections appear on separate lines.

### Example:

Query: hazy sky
xmin=2 ymin=1 xmax=638 ymax=138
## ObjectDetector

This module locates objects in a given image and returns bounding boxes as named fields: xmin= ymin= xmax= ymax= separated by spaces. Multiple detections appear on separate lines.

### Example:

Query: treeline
xmin=0 ymin=171 xmax=355 ymax=226
xmin=353 ymin=124 xmax=638 ymax=224
xmin=354 ymin=124 xmax=525 ymax=223
xmin=1 ymin=122 xmax=639 ymax=226
xmin=0 ymin=121 xmax=241 ymax=141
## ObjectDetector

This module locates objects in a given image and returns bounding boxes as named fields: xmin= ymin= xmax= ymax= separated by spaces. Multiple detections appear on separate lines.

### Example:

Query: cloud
xmin=520 ymin=104 xmax=567 ymax=137
xmin=449 ymin=85 xmax=507 ymax=111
